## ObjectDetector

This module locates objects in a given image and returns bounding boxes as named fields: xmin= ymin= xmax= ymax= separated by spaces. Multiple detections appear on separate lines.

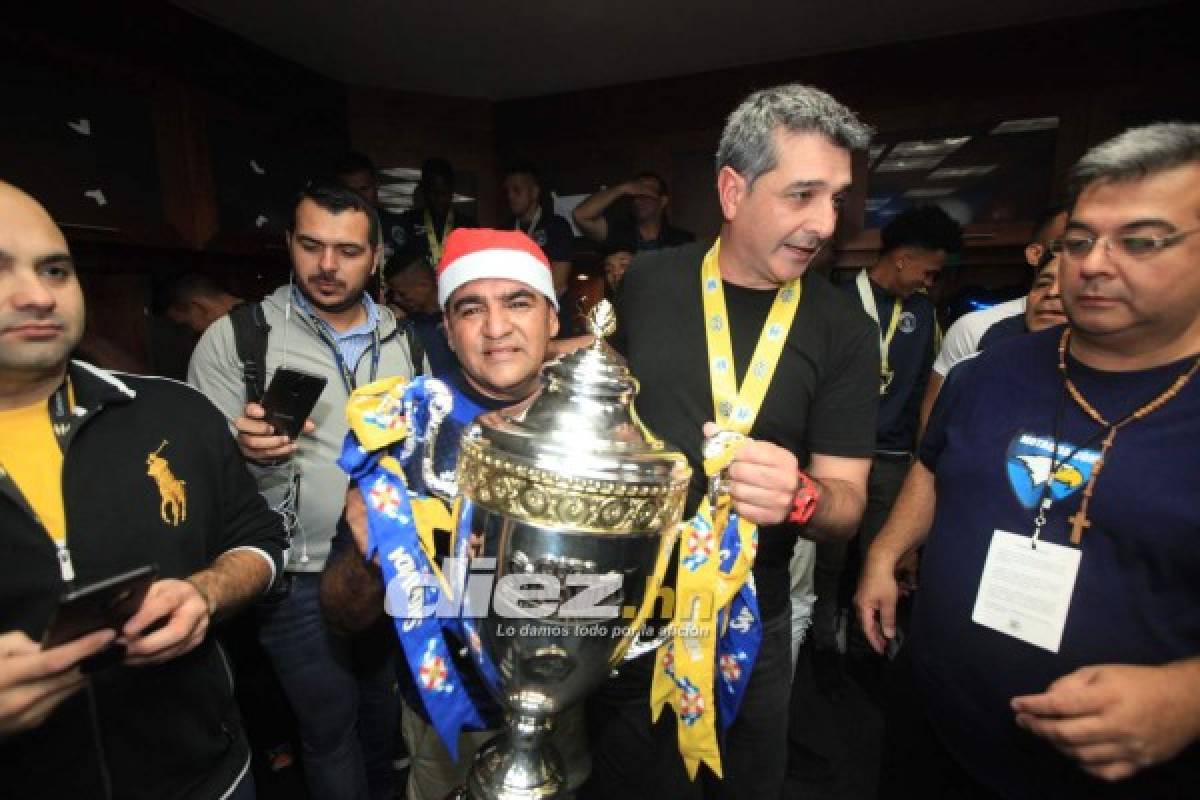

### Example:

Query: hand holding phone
xmin=40 ymin=565 xmax=157 ymax=674
xmin=122 ymin=578 xmax=212 ymax=667
xmin=261 ymin=368 xmax=327 ymax=440
xmin=3 ymin=629 xmax=116 ymax=735
xmin=41 ymin=566 xmax=157 ymax=650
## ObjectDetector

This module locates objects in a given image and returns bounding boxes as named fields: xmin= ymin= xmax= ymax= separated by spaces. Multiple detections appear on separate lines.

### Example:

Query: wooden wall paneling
xmin=347 ymin=86 xmax=499 ymax=224
xmin=153 ymin=83 xmax=219 ymax=249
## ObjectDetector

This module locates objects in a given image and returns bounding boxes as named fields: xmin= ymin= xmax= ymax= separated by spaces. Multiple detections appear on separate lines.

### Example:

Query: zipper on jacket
xmin=56 ymin=541 xmax=76 ymax=583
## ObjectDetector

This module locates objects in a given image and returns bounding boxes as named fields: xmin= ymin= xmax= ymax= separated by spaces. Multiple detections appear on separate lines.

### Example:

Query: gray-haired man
xmin=582 ymin=84 xmax=878 ymax=799
xmin=857 ymin=122 xmax=1200 ymax=798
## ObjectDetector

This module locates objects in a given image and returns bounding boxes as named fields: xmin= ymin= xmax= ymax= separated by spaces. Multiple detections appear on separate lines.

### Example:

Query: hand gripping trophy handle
xmin=447 ymin=298 xmax=691 ymax=800
xmin=419 ymin=378 xmax=460 ymax=502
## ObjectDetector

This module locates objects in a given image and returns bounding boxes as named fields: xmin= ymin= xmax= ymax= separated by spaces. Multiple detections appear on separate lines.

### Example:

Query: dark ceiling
xmin=175 ymin=0 xmax=1162 ymax=100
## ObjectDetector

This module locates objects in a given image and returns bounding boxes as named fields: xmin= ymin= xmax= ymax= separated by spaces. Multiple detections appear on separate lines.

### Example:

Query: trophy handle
xmin=622 ymin=518 xmax=682 ymax=662
xmin=419 ymin=379 xmax=459 ymax=502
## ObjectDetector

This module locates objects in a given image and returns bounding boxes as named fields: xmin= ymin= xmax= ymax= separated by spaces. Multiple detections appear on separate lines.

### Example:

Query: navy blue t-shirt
xmin=513 ymin=211 xmax=574 ymax=264
xmin=910 ymin=327 xmax=1200 ymax=798
xmin=392 ymin=208 xmax=478 ymax=262
xmin=840 ymin=277 xmax=937 ymax=451
xmin=405 ymin=311 xmax=460 ymax=380
xmin=977 ymin=311 xmax=1027 ymax=353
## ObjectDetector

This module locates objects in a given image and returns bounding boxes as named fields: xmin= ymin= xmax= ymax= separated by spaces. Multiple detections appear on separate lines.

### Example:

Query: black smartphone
xmin=261 ymin=367 xmax=327 ymax=439
xmin=41 ymin=564 xmax=158 ymax=650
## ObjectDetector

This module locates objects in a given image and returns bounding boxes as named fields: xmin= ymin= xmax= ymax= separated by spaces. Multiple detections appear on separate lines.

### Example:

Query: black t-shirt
xmin=840 ymin=277 xmax=938 ymax=451
xmin=615 ymin=242 xmax=878 ymax=618
xmin=392 ymin=208 xmax=479 ymax=263
xmin=606 ymin=218 xmax=695 ymax=253
xmin=513 ymin=211 xmax=574 ymax=263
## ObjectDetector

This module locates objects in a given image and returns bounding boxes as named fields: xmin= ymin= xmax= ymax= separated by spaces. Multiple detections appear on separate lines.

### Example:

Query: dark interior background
xmin=2 ymin=2 xmax=1196 ymax=371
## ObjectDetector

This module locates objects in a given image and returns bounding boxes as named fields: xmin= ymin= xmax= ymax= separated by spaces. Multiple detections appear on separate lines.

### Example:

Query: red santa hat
xmin=435 ymin=228 xmax=558 ymax=310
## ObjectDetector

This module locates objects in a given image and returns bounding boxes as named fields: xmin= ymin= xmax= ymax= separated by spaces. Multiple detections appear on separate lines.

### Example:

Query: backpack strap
xmin=229 ymin=302 xmax=271 ymax=403
xmin=403 ymin=320 xmax=427 ymax=377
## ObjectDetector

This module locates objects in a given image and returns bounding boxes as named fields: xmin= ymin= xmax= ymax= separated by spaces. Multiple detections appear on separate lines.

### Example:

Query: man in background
xmin=393 ymin=158 xmax=477 ymax=268
xmin=336 ymin=151 xmax=408 ymax=269
xmin=164 ymin=272 xmax=244 ymax=336
xmin=921 ymin=206 xmax=1068 ymax=428
xmin=810 ymin=205 xmax=962 ymax=694
xmin=573 ymin=171 xmax=694 ymax=253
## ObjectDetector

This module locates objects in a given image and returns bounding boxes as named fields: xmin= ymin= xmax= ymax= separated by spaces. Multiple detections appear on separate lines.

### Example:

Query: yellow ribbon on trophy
xmin=650 ymin=239 xmax=800 ymax=779
xmin=345 ymin=376 xmax=456 ymax=595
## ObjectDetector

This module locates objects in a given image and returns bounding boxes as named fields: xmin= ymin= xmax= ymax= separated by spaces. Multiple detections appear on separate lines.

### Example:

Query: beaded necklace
xmin=1055 ymin=328 xmax=1200 ymax=544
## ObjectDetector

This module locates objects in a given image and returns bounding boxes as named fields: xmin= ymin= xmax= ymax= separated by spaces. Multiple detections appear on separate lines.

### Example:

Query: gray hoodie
xmin=188 ymin=284 xmax=421 ymax=571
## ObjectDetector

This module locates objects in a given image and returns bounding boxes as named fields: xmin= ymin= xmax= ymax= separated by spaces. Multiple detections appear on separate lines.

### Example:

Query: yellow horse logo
xmin=147 ymin=440 xmax=187 ymax=527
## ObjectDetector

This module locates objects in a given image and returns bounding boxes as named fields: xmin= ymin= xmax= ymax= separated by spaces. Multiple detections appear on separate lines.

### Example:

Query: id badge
xmin=971 ymin=530 xmax=1080 ymax=653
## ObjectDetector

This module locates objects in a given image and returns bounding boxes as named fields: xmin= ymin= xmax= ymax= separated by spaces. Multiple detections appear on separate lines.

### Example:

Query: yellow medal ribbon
xmin=651 ymin=238 xmax=800 ymax=779
xmin=855 ymin=270 xmax=902 ymax=395
xmin=424 ymin=208 xmax=455 ymax=266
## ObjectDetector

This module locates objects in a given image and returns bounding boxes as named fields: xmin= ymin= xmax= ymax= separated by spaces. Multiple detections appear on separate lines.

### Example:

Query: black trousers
xmin=581 ymin=610 xmax=793 ymax=800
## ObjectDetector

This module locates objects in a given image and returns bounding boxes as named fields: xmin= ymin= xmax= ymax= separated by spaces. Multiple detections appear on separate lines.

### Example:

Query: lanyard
xmin=515 ymin=207 xmax=541 ymax=237
xmin=293 ymin=286 xmax=382 ymax=395
xmin=423 ymin=209 xmax=455 ymax=266
xmin=321 ymin=328 xmax=381 ymax=396
xmin=700 ymin=239 xmax=801 ymax=434
xmin=856 ymin=270 xmax=902 ymax=396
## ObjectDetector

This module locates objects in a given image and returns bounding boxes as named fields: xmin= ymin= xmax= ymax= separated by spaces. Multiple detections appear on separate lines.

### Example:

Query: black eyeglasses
xmin=1053 ymin=227 xmax=1200 ymax=262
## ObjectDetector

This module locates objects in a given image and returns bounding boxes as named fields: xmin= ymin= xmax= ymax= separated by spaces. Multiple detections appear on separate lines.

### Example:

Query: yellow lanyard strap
xmin=423 ymin=208 xmax=455 ymax=266
xmin=701 ymin=240 xmax=802 ymax=434
xmin=855 ymin=270 xmax=902 ymax=393
xmin=653 ymin=240 xmax=800 ymax=780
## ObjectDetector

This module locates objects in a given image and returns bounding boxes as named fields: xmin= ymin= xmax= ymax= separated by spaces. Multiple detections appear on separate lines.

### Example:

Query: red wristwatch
xmin=788 ymin=470 xmax=820 ymax=526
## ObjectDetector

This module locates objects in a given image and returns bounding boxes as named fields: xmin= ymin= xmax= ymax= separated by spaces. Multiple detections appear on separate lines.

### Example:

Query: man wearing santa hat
xmin=321 ymin=228 xmax=589 ymax=800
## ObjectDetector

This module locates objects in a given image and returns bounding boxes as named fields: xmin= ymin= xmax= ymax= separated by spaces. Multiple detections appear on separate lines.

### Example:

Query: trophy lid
xmin=457 ymin=300 xmax=691 ymax=532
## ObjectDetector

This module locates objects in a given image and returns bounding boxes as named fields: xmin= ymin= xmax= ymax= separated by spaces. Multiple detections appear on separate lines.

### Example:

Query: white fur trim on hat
xmin=437 ymin=248 xmax=559 ymax=310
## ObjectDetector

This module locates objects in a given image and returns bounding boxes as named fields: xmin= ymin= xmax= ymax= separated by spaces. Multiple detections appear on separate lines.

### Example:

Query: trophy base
xmin=463 ymin=719 xmax=567 ymax=800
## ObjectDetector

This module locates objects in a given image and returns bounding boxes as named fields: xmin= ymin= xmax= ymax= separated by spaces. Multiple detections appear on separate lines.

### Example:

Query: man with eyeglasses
xmin=855 ymin=122 xmax=1200 ymax=798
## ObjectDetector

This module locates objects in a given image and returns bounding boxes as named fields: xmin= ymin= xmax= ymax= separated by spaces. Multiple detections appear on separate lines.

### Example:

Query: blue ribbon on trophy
xmin=714 ymin=514 xmax=761 ymax=730
xmin=339 ymin=375 xmax=487 ymax=759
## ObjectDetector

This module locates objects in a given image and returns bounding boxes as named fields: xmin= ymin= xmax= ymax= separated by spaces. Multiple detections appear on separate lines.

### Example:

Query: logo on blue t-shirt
xmin=898 ymin=311 xmax=917 ymax=334
xmin=1005 ymin=432 xmax=1101 ymax=509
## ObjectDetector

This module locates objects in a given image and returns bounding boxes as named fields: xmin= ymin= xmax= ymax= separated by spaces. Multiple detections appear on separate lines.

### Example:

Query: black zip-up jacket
xmin=0 ymin=362 xmax=286 ymax=799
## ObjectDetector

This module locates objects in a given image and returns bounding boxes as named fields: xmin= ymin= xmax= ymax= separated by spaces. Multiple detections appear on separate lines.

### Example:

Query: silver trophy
xmin=431 ymin=300 xmax=690 ymax=800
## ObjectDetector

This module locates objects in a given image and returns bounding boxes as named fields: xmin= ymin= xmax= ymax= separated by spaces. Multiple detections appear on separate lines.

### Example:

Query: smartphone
xmin=261 ymin=367 xmax=327 ymax=439
xmin=41 ymin=564 xmax=158 ymax=650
